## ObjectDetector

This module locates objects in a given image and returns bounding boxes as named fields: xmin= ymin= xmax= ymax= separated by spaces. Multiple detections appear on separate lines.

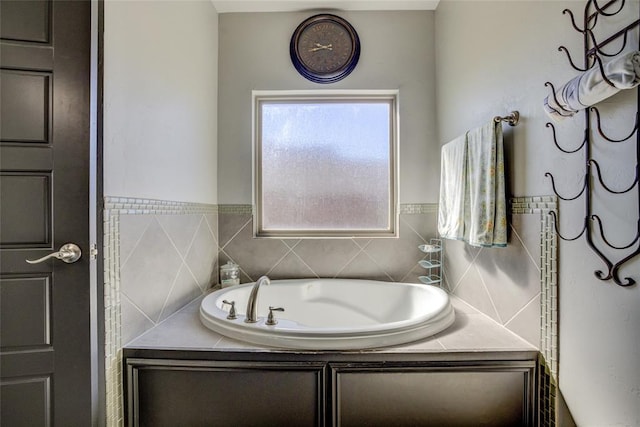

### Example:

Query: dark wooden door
xmin=0 ymin=1 xmax=93 ymax=425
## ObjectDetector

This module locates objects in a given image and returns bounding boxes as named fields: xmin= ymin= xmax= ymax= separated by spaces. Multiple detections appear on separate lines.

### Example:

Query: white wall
xmin=435 ymin=1 xmax=639 ymax=425
xmin=104 ymin=0 xmax=218 ymax=204
xmin=217 ymin=11 xmax=437 ymax=204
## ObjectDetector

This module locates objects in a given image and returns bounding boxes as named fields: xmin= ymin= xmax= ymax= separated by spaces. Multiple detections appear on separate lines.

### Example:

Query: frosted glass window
xmin=254 ymin=93 xmax=397 ymax=237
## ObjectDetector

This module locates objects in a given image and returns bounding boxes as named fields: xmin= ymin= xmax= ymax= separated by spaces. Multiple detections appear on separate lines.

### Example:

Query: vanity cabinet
xmin=125 ymin=352 xmax=536 ymax=427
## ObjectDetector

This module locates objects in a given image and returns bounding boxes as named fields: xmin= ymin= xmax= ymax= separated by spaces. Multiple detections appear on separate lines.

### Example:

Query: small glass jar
xmin=220 ymin=261 xmax=240 ymax=288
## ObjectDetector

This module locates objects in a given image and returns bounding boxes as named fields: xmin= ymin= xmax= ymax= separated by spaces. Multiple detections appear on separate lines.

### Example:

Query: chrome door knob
xmin=26 ymin=243 xmax=82 ymax=264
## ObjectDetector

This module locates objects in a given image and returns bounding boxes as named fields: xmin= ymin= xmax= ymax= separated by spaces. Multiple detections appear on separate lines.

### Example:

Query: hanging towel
xmin=438 ymin=133 xmax=468 ymax=240
xmin=544 ymin=50 xmax=640 ymax=122
xmin=465 ymin=121 xmax=507 ymax=247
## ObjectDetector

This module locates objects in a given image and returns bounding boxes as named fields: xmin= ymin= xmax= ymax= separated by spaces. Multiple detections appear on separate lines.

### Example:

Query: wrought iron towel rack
xmin=544 ymin=0 xmax=640 ymax=286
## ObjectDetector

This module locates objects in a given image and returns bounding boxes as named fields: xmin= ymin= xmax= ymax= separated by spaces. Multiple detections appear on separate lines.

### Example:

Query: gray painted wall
xmin=217 ymin=11 xmax=438 ymax=204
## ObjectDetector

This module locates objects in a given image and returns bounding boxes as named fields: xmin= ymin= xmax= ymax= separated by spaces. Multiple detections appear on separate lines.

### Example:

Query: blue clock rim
xmin=289 ymin=14 xmax=361 ymax=84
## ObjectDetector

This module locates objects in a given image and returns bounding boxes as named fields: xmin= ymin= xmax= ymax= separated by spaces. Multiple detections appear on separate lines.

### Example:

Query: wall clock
xmin=290 ymin=14 xmax=360 ymax=84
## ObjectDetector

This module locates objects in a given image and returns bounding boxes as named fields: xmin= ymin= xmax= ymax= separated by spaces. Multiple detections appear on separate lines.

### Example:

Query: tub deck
xmin=125 ymin=293 xmax=537 ymax=356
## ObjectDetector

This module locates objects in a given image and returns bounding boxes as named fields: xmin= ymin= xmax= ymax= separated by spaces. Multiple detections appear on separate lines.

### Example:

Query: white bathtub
xmin=199 ymin=278 xmax=455 ymax=350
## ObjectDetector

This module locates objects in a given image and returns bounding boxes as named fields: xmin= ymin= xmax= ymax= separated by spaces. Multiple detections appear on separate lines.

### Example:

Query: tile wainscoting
xmin=103 ymin=197 xmax=218 ymax=426
xmin=103 ymin=196 xmax=558 ymax=426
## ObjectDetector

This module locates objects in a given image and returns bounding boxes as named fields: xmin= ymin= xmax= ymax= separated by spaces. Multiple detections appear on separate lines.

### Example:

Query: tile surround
xmin=215 ymin=197 xmax=559 ymax=424
xmin=215 ymin=199 xmax=556 ymax=358
xmin=105 ymin=197 xmax=558 ymax=426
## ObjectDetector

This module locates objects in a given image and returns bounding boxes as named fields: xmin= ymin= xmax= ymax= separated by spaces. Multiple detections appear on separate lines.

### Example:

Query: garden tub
xmin=199 ymin=278 xmax=455 ymax=350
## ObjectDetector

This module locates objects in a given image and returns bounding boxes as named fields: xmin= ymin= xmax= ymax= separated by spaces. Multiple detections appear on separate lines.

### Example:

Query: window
xmin=253 ymin=90 xmax=398 ymax=238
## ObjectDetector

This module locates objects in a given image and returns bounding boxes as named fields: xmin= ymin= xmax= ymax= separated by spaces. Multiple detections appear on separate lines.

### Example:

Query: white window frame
xmin=252 ymin=89 xmax=399 ymax=238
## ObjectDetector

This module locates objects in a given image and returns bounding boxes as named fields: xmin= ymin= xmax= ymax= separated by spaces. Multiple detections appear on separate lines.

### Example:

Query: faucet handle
xmin=222 ymin=300 xmax=237 ymax=320
xmin=266 ymin=306 xmax=284 ymax=326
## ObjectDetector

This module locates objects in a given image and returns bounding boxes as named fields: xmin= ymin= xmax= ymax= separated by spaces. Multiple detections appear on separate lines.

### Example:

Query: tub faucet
xmin=245 ymin=275 xmax=270 ymax=323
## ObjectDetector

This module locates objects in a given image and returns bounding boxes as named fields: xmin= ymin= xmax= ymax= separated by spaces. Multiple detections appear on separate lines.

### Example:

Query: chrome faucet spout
xmin=245 ymin=275 xmax=270 ymax=323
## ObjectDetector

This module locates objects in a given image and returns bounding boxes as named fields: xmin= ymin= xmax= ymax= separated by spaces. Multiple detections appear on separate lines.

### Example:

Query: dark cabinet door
xmin=0 ymin=1 xmax=93 ymax=425
xmin=331 ymin=362 xmax=536 ymax=427
xmin=126 ymin=359 xmax=327 ymax=427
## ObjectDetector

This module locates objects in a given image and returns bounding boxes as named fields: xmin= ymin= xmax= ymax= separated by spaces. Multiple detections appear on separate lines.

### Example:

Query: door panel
xmin=0 ymin=275 xmax=51 ymax=348
xmin=1 ymin=376 xmax=51 ymax=427
xmin=0 ymin=173 xmax=51 ymax=246
xmin=0 ymin=1 xmax=93 ymax=425
xmin=0 ymin=0 xmax=51 ymax=43
xmin=0 ymin=70 xmax=51 ymax=143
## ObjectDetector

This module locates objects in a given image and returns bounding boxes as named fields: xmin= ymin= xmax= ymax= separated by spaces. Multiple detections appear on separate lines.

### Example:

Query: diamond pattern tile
xmin=452 ymin=263 xmax=501 ymax=323
xmin=511 ymin=213 xmax=542 ymax=270
xmin=442 ymin=239 xmax=481 ymax=291
xmin=222 ymin=219 xmax=290 ymax=281
xmin=204 ymin=213 xmax=219 ymax=242
xmin=337 ymin=251 xmax=393 ymax=282
xmin=504 ymin=294 xmax=541 ymax=347
xmin=185 ymin=219 xmax=218 ymax=289
xmin=117 ymin=211 xmax=218 ymax=342
xmin=267 ymin=251 xmax=317 ymax=279
xmin=158 ymin=265 xmax=203 ymax=322
xmin=400 ymin=212 xmax=438 ymax=241
xmin=157 ymin=214 xmax=203 ymax=257
xmin=120 ymin=295 xmax=154 ymax=346
xmin=218 ymin=212 xmax=251 ymax=248
xmin=474 ymin=224 xmax=541 ymax=323
xmin=118 ymin=214 xmax=153 ymax=266
xmin=292 ymin=238 xmax=362 ymax=278
xmin=120 ymin=218 xmax=183 ymax=322
xmin=364 ymin=220 xmax=427 ymax=281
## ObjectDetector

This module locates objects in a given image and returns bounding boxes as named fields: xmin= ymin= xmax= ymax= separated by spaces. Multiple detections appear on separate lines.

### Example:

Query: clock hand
xmin=309 ymin=43 xmax=333 ymax=52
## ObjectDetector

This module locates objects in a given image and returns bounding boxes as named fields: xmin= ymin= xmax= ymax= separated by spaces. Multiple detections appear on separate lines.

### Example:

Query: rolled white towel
xmin=544 ymin=50 xmax=640 ymax=122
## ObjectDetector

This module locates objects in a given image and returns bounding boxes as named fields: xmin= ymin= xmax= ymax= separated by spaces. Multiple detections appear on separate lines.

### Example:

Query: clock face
xmin=290 ymin=14 xmax=360 ymax=84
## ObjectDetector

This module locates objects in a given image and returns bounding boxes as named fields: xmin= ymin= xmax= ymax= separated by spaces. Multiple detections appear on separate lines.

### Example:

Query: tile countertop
xmin=125 ymin=294 xmax=538 ymax=355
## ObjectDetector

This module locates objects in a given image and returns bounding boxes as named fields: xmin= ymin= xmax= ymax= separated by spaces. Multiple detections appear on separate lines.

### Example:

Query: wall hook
xmin=546 ymin=123 xmax=588 ymax=153
xmin=558 ymin=46 xmax=589 ymax=71
xmin=588 ymin=159 xmax=638 ymax=194
xmin=549 ymin=211 xmax=587 ymax=241
xmin=590 ymin=107 xmax=638 ymax=143
xmin=545 ymin=172 xmax=588 ymax=201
